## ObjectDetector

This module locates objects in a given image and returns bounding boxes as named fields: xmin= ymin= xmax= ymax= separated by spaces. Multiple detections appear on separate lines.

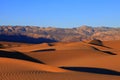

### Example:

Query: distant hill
xmin=0 ymin=25 xmax=120 ymax=43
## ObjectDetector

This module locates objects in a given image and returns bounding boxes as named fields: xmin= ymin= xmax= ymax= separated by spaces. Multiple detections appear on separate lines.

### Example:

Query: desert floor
xmin=0 ymin=40 xmax=120 ymax=80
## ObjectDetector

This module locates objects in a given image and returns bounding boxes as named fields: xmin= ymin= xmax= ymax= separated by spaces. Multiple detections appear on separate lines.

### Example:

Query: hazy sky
xmin=0 ymin=0 xmax=120 ymax=28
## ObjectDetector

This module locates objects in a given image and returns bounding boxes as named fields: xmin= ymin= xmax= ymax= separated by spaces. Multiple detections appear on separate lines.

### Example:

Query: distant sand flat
xmin=0 ymin=41 xmax=120 ymax=80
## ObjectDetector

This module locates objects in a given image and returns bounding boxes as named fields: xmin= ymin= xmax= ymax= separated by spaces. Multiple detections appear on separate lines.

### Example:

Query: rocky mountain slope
xmin=0 ymin=25 xmax=120 ymax=43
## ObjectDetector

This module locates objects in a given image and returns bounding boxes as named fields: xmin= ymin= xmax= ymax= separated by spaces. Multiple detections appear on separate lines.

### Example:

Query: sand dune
xmin=12 ymin=43 xmax=51 ymax=52
xmin=26 ymin=42 xmax=115 ymax=66
xmin=0 ymin=58 xmax=67 ymax=72
xmin=0 ymin=58 xmax=120 ymax=80
xmin=0 ymin=49 xmax=44 ymax=63
xmin=0 ymin=41 xmax=120 ymax=80
xmin=0 ymin=41 xmax=31 ymax=48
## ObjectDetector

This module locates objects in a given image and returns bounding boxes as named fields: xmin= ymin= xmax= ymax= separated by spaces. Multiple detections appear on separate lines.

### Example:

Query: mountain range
xmin=0 ymin=25 xmax=120 ymax=43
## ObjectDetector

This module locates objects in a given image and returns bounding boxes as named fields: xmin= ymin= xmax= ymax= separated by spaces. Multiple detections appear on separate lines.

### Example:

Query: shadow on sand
xmin=0 ymin=50 xmax=44 ymax=64
xmin=61 ymin=67 xmax=120 ymax=76
xmin=0 ymin=34 xmax=57 ymax=44
xmin=91 ymin=46 xmax=117 ymax=55
xmin=32 ymin=48 xmax=56 ymax=52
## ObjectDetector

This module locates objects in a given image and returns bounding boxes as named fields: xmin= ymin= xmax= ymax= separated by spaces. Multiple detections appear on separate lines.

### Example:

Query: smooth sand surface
xmin=0 ymin=41 xmax=120 ymax=80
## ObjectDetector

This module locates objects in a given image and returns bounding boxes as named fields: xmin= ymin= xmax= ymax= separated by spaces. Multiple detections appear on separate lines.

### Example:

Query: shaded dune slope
xmin=0 ymin=49 xmax=44 ymax=64
xmin=61 ymin=67 xmax=120 ymax=76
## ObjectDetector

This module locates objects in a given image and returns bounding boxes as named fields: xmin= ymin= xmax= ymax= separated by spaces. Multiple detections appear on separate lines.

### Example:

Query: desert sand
xmin=0 ymin=40 xmax=120 ymax=80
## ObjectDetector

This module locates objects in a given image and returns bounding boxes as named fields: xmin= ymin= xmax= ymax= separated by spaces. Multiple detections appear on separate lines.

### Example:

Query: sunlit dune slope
xmin=0 ymin=58 xmax=67 ymax=72
xmin=18 ymin=41 xmax=120 ymax=72
xmin=12 ymin=43 xmax=51 ymax=52
xmin=102 ymin=40 xmax=120 ymax=55
xmin=0 ymin=58 xmax=119 ymax=80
